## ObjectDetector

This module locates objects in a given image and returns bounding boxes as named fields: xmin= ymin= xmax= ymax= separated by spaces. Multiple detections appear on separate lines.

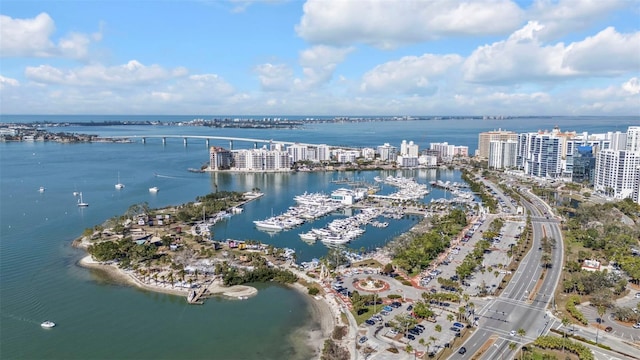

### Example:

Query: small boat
xmin=41 ymin=321 xmax=55 ymax=328
xmin=77 ymin=192 xmax=89 ymax=207
xmin=149 ymin=187 xmax=159 ymax=193
xmin=72 ymin=191 xmax=79 ymax=196
xmin=39 ymin=186 xmax=45 ymax=193
xmin=115 ymin=172 xmax=125 ymax=190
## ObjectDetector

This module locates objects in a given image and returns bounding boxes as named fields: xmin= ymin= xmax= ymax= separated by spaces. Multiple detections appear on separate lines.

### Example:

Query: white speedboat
xmin=41 ymin=321 xmax=55 ymax=328
xmin=77 ymin=192 xmax=89 ymax=207
xmin=39 ymin=186 xmax=45 ymax=193
xmin=149 ymin=187 xmax=159 ymax=193
xmin=253 ymin=219 xmax=283 ymax=231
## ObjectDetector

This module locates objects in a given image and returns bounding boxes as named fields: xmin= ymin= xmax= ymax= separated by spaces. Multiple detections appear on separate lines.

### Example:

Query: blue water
xmin=0 ymin=115 xmax=636 ymax=359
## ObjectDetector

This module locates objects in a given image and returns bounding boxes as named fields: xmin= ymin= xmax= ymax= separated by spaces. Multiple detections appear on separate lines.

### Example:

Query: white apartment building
xmin=626 ymin=126 xmax=640 ymax=152
xmin=316 ymin=145 xmax=331 ymax=162
xmin=418 ymin=155 xmax=438 ymax=167
xmin=594 ymin=150 xmax=640 ymax=199
xmin=361 ymin=147 xmax=376 ymax=161
xmin=400 ymin=140 xmax=419 ymax=157
xmin=334 ymin=149 xmax=361 ymax=163
xmin=488 ymin=140 xmax=517 ymax=169
xmin=377 ymin=143 xmax=397 ymax=162
xmin=288 ymin=144 xmax=308 ymax=163
xmin=231 ymin=147 xmax=292 ymax=171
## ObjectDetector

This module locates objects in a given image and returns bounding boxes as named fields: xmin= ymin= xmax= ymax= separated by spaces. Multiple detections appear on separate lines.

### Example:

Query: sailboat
xmin=115 ymin=172 xmax=125 ymax=190
xmin=77 ymin=192 xmax=89 ymax=207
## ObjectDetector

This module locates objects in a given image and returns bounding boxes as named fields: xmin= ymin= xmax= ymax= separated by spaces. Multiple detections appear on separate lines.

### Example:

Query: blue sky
xmin=1 ymin=0 xmax=639 ymax=116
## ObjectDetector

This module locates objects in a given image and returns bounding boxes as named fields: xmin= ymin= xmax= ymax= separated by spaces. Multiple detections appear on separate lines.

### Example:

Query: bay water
xmin=0 ymin=115 xmax=635 ymax=359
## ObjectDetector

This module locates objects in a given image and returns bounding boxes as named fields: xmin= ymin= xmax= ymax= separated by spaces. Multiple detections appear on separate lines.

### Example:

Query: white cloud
xmin=25 ymin=61 xmax=183 ymax=86
xmin=622 ymin=77 xmax=640 ymax=95
xmin=296 ymin=0 xmax=524 ymax=48
xmin=0 ymin=13 xmax=100 ymax=59
xmin=463 ymin=23 xmax=640 ymax=84
xmin=254 ymin=63 xmax=294 ymax=91
xmin=527 ymin=0 xmax=628 ymax=41
xmin=0 ymin=75 xmax=20 ymax=89
xmin=296 ymin=45 xmax=353 ymax=89
xmin=360 ymin=54 xmax=463 ymax=94
xmin=562 ymin=27 xmax=640 ymax=74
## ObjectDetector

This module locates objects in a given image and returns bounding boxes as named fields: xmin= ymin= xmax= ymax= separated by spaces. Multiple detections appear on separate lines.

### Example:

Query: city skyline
xmin=1 ymin=0 xmax=639 ymax=116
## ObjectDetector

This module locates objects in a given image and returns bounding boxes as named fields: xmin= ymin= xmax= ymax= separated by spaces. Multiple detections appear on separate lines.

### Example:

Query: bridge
xmin=104 ymin=135 xmax=334 ymax=150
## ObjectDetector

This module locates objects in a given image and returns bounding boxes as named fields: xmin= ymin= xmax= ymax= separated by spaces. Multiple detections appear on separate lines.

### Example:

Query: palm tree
xmin=516 ymin=328 xmax=526 ymax=340
xmin=596 ymin=305 xmax=605 ymax=344
xmin=561 ymin=317 xmax=570 ymax=353
xmin=447 ymin=314 xmax=454 ymax=322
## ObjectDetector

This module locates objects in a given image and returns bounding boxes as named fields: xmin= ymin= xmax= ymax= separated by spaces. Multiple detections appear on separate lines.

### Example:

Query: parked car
xmin=450 ymin=327 xmax=461 ymax=333
xmin=453 ymin=322 xmax=465 ymax=329
xmin=365 ymin=319 xmax=375 ymax=326
xmin=359 ymin=336 xmax=367 ymax=344
xmin=406 ymin=304 xmax=413 ymax=311
xmin=404 ymin=333 xmax=416 ymax=340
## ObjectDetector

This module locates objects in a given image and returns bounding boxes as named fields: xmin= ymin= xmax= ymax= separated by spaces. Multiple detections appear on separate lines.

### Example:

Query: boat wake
xmin=1 ymin=313 xmax=39 ymax=325
xmin=154 ymin=173 xmax=186 ymax=179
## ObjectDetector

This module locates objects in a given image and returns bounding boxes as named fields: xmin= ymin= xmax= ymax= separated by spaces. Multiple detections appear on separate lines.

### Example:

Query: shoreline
xmin=290 ymin=282 xmax=339 ymax=359
xmin=77 ymin=255 xmax=259 ymax=300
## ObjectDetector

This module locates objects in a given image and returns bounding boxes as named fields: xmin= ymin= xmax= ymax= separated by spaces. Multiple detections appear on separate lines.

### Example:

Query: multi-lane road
xmin=455 ymin=180 xmax=565 ymax=359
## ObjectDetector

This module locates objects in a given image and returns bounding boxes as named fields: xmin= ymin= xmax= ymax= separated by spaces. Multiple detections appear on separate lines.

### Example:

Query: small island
xmin=74 ymin=190 xmax=301 ymax=303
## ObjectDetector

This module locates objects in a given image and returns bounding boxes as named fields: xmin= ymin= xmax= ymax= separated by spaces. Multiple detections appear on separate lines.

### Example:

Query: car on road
xmin=359 ymin=336 xmax=367 ymax=344
xmin=453 ymin=322 xmax=465 ymax=329
xmin=635 ymin=292 xmax=640 ymax=299
xmin=509 ymin=330 xmax=516 ymax=336
xmin=632 ymin=323 xmax=640 ymax=329
xmin=458 ymin=347 xmax=467 ymax=355
xmin=605 ymin=326 xmax=613 ymax=332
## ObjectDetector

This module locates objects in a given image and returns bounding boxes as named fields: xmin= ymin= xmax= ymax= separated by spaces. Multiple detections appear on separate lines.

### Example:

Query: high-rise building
xmin=477 ymin=129 xmax=518 ymax=158
xmin=377 ymin=143 xmax=397 ymax=162
xmin=572 ymin=146 xmax=596 ymax=185
xmin=209 ymin=146 xmax=232 ymax=170
xmin=488 ymin=140 xmax=517 ymax=169
xmin=594 ymin=150 xmax=640 ymax=199
xmin=626 ymin=126 xmax=640 ymax=152
xmin=287 ymin=144 xmax=308 ymax=163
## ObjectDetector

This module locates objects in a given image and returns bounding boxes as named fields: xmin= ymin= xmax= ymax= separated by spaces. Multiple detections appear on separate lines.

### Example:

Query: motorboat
xmin=39 ymin=186 xmax=45 ymax=193
xmin=77 ymin=192 xmax=89 ymax=207
xmin=299 ymin=232 xmax=317 ymax=241
xmin=41 ymin=321 xmax=55 ymax=328
xmin=149 ymin=187 xmax=159 ymax=193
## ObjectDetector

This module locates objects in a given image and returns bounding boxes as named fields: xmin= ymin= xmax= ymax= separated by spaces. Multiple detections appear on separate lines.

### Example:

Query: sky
xmin=1 ymin=0 xmax=639 ymax=116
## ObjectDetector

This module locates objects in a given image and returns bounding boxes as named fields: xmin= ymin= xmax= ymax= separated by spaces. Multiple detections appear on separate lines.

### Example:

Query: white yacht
xmin=77 ymin=192 xmax=89 ymax=207
xmin=299 ymin=232 xmax=317 ymax=241
xmin=149 ymin=187 xmax=159 ymax=193
xmin=253 ymin=219 xmax=284 ymax=231
xmin=41 ymin=321 xmax=55 ymax=328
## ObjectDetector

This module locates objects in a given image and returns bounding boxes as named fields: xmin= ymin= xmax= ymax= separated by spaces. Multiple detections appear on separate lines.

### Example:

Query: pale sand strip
xmin=78 ymin=255 xmax=258 ymax=299
xmin=291 ymin=282 xmax=339 ymax=358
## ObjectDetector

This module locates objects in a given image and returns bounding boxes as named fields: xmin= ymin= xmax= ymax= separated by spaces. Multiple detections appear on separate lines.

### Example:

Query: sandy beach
xmin=78 ymin=255 xmax=258 ymax=300
xmin=291 ymin=282 xmax=341 ymax=359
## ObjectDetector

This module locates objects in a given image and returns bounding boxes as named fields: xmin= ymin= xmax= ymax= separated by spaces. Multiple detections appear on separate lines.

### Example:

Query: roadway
xmin=455 ymin=181 xmax=565 ymax=359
